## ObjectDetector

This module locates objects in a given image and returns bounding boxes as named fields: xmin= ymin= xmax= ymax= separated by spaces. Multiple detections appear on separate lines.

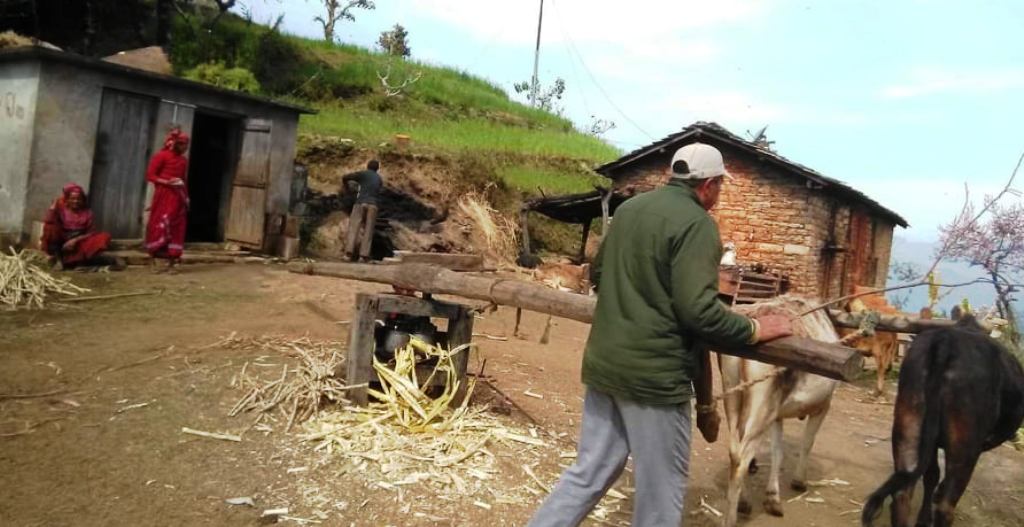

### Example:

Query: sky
xmin=238 ymin=0 xmax=1024 ymax=242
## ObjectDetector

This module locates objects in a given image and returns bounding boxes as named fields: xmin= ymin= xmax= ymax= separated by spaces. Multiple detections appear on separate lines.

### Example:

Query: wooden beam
xmin=390 ymin=251 xmax=485 ymax=271
xmin=828 ymin=309 xmax=955 ymax=334
xmin=289 ymin=261 xmax=864 ymax=381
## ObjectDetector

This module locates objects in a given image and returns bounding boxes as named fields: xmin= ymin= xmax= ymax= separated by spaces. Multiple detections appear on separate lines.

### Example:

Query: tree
xmin=939 ymin=198 xmax=1024 ymax=347
xmin=586 ymin=116 xmax=616 ymax=137
xmin=513 ymin=77 xmax=565 ymax=114
xmin=314 ymin=0 xmax=375 ymax=43
xmin=886 ymin=260 xmax=921 ymax=310
xmin=377 ymin=23 xmax=410 ymax=57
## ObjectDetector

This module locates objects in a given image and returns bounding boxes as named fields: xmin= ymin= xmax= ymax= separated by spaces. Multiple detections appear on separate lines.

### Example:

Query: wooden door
xmin=225 ymin=119 xmax=272 ymax=247
xmin=89 ymin=89 xmax=158 ymax=238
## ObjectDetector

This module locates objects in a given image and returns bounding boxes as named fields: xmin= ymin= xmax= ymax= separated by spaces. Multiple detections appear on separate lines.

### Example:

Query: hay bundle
xmin=457 ymin=192 xmax=518 ymax=265
xmin=0 ymin=249 xmax=89 ymax=309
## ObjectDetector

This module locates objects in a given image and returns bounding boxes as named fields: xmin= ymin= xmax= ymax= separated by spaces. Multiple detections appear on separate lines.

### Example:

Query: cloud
xmin=409 ymin=0 xmax=764 ymax=46
xmin=881 ymin=67 xmax=1024 ymax=98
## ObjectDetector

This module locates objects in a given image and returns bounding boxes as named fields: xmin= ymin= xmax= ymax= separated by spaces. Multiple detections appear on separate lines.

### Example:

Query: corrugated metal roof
xmin=0 ymin=47 xmax=315 ymax=114
xmin=595 ymin=121 xmax=908 ymax=227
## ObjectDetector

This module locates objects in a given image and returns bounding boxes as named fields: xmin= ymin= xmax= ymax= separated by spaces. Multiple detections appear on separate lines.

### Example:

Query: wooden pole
xmin=600 ymin=189 xmax=612 ymax=238
xmin=519 ymin=208 xmax=532 ymax=256
xmin=288 ymin=261 xmax=864 ymax=381
xmin=828 ymin=309 xmax=955 ymax=334
xmin=577 ymin=221 xmax=591 ymax=263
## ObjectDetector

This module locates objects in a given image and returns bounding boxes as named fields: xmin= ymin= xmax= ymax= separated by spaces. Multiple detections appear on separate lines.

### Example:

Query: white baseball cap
xmin=670 ymin=142 xmax=733 ymax=180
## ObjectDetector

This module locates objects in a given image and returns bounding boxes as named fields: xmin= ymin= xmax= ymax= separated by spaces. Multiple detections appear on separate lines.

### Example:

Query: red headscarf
xmin=162 ymin=127 xmax=191 ymax=151
xmin=49 ymin=183 xmax=92 ymax=232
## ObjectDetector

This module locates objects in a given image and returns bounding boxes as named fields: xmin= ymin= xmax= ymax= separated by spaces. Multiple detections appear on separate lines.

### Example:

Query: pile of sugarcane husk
xmin=300 ymin=338 xmax=549 ymax=504
xmin=226 ymin=335 xmax=353 ymax=430
xmin=0 ymin=248 xmax=88 ymax=309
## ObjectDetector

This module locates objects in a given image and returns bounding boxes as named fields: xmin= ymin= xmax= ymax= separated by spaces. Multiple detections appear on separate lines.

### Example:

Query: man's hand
xmin=754 ymin=314 xmax=794 ymax=342
xmin=696 ymin=405 xmax=720 ymax=443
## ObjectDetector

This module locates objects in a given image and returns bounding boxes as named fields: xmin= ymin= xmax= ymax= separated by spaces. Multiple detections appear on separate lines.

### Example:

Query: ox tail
xmin=861 ymin=336 xmax=948 ymax=526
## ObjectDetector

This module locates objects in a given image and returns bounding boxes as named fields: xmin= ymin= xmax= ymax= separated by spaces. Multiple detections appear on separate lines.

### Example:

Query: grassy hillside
xmin=168 ymin=13 xmax=617 ymax=254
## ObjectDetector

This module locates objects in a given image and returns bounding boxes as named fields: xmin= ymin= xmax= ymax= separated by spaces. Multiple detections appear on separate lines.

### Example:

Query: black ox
xmin=862 ymin=315 xmax=1024 ymax=527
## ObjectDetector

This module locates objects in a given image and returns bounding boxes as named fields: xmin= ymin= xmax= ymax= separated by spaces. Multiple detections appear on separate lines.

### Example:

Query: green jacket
xmin=581 ymin=180 xmax=754 ymax=405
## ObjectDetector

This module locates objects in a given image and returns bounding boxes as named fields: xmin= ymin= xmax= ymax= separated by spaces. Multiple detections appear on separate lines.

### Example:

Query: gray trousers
xmin=528 ymin=387 xmax=692 ymax=527
xmin=344 ymin=203 xmax=378 ymax=260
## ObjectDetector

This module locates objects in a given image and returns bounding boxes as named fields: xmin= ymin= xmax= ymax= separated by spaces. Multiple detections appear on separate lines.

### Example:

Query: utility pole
xmin=529 ymin=0 xmax=544 ymax=107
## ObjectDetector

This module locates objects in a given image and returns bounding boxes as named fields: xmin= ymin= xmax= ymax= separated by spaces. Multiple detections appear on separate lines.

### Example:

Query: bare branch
xmin=376 ymin=63 xmax=422 ymax=97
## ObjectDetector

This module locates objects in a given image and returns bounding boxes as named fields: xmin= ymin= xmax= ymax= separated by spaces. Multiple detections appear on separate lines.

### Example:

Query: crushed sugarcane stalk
xmin=0 ymin=388 xmax=68 ymax=401
xmin=58 ymin=290 xmax=161 ymax=303
xmin=0 ymin=248 xmax=89 ymax=309
xmin=222 ymin=335 xmax=351 ymax=430
xmin=181 ymin=427 xmax=242 ymax=442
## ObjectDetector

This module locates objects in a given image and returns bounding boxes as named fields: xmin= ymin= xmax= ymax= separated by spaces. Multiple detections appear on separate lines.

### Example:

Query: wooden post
xmin=600 ymin=189 xmax=612 ymax=238
xmin=519 ymin=208 xmax=532 ymax=256
xmin=345 ymin=294 xmax=379 ymax=406
xmin=577 ymin=221 xmax=591 ymax=263
xmin=446 ymin=304 xmax=474 ymax=404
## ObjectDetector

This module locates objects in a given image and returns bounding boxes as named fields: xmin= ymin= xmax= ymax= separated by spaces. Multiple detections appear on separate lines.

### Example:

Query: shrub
xmin=183 ymin=62 xmax=261 ymax=93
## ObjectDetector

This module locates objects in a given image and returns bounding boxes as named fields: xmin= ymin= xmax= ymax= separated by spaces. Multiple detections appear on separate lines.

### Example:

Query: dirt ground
xmin=1 ymin=264 xmax=1022 ymax=526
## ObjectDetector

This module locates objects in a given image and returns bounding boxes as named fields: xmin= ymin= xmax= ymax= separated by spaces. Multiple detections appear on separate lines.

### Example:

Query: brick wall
xmin=609 ymin=140 xmax=894 ymax=300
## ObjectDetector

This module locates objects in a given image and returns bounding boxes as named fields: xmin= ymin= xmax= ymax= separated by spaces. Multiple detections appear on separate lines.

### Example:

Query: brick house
xmin=526 ymin=122 xmax=907 ymax=300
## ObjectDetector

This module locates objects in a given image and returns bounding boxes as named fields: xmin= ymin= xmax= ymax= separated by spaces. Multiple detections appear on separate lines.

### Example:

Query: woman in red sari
xmin=145 ymin=129 xmax=190 ymax=273
xmin=41 ymin=183 xmax=113 ymax=270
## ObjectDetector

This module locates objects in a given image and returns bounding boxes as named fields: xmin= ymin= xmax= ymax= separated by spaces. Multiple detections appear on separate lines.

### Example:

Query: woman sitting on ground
xmin=41 ymin=183 xmax=116 ymax=270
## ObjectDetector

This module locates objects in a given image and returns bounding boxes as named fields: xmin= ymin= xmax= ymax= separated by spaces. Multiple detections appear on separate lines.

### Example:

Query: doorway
xmin=185 ymin=111 xmax=239 ymax=242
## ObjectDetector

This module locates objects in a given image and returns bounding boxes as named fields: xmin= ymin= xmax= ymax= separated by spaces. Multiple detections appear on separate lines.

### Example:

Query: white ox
xmin=718 ymin=296 xmax=840 ymax=527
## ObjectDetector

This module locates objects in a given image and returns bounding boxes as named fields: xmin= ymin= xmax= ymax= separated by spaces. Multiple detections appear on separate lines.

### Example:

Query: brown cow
xmin=840 ymin=327 xmax=899 ymax=396
xmin=861 ymin=316 xmax=1024 ymax=527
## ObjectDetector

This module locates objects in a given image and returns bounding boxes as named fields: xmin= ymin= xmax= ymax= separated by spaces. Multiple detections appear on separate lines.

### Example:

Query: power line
xmin=548 ymin=0 xmax=655 ymax=141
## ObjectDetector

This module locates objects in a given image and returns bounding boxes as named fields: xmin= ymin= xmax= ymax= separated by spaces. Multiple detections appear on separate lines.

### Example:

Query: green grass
xmin=497 ymin=165 xmax=607 ymax=194
xmin=302 ymin=105 xmax=619 ymax=162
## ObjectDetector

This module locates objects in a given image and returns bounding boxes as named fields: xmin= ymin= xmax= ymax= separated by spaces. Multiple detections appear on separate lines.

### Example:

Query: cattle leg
xmin=763 ymin=420 xmax=785 ymax=517
xmin=914 ymin=449 xmax=940 ymax=527
xmin=726 ymin=440 xmax=760 ymax=527
xmin=792 ymin=406 xmax=828 ymax=491
xmin=933 ymin=451 xmax=981 ymax=527
xmin=875 ymin=355 xmax=888 ymax=397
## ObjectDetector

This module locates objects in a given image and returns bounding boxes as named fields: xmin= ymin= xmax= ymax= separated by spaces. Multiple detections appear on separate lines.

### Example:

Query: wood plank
xmin=289 ymin=261 xmax=863 ymax=381
xmin=345 ymin=294 xmax=379 ymax=405
xmin=224 ymin=186 xmax=266 ymax=247
xmin=90 ymin=89 xmax=157 ymax=238
xmin=233 ymin=124 xmax=272 ymax=187
xmin=374 ymin=294 xmax=463 ymax=319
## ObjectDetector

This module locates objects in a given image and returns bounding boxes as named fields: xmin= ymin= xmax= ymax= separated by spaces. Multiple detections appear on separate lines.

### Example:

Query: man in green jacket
xmin=528 ymin=142 xmax=792 ymax=527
